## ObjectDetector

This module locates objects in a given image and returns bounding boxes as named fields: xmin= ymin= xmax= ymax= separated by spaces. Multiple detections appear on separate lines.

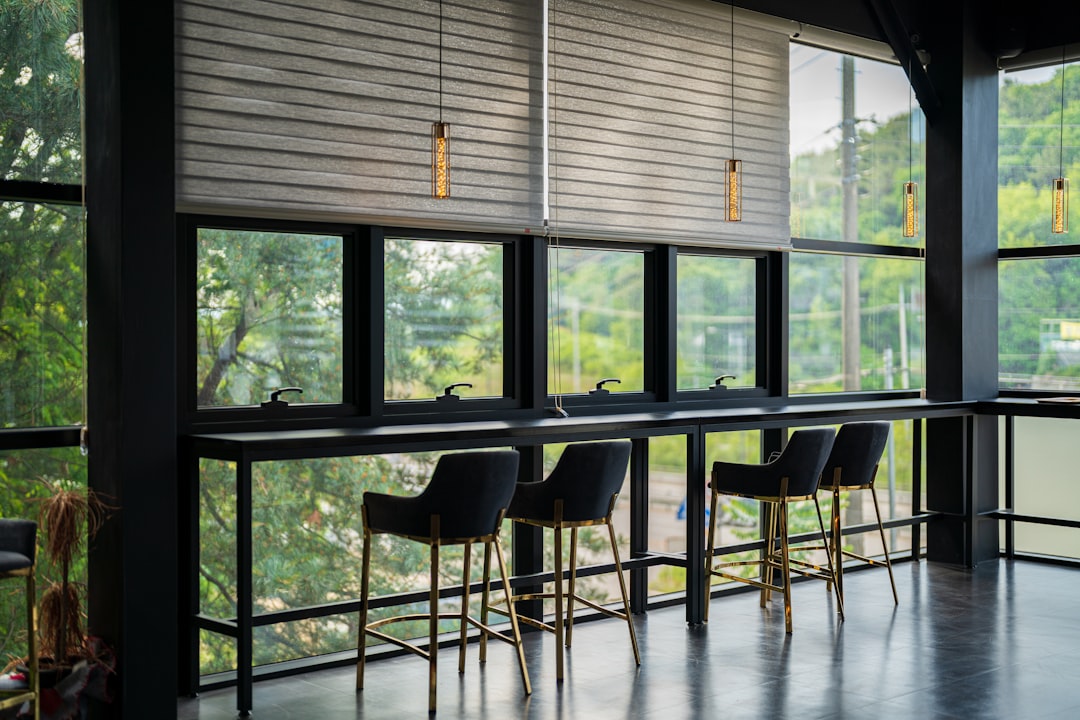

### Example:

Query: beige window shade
xmin=176 ymin=0 xmax=544 ymax=233
xmin=547 ymin=0 xmax=791 ymax=249
xmin=177 ymin=0 xmax=791 ymax=249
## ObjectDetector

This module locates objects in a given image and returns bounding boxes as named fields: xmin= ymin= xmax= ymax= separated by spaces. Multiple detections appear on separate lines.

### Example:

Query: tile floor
xmin=177 ymin=558 xmax=1080 ymax=719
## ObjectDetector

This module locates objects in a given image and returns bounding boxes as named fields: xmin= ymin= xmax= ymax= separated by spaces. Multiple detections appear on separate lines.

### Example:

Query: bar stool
xmin=705 ymin=428 xmax=842 ymax=633
xmin=493 ymin=440 xmax=639 ymax=682
xmin=818 ymin=421 xmax=898 ymax=605
xmin=355 ymin=450 xmax=530 ymax=714
xmin=0 ymin=519 xmax=39 ymax=720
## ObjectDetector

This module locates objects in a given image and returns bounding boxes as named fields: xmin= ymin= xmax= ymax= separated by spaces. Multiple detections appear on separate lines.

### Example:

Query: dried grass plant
xmin=33 ymin=480 xmax=112 ymax=668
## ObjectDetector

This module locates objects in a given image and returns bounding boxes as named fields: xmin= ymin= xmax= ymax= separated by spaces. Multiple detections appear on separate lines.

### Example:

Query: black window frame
xmin=177 ymin=214 xmax=360 ymax=429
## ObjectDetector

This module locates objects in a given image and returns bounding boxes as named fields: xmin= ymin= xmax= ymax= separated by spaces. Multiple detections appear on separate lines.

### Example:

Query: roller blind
xmin=547 ymin=0 xmax=791 ymax=249
xmin=177 ymin=0 xmax=791 ymax=249
xmin=176 ymin=0 xmax=544 ymax=233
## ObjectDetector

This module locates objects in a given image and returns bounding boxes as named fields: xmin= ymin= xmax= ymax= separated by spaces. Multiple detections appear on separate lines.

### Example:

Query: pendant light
xmin=431 ymin=0 xmax=451 ymax=199
xmin=725 ymin=4 xmax=742 ymax=222
xmin=1053 ymin=47 xmax=1069 ymax=234
xmin=902 ymin=57 xmax=919 ymax=238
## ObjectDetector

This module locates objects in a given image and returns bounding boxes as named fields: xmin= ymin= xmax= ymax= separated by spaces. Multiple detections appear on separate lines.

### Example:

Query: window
xmin=790 ymin=46 xmax=924 ymax=248
xmin=384 ymin=237 xmax=505 ymax=402
xmin=548 ymin=245 xmax=646 ymax=397
xmin=789 ymin=44 xmax=925 ymax=396
xmin=676 ymin=253 xmax=758 ymax=391
xmin=789 ymin=254 xmax=924 ymax=393
xmin=998 ymin=61 xmax=1080 ymax=391
xmin=0 ymin=201 xmax=84 ymax=427
xmin=195 ymin=226 xmax=344 ymax=408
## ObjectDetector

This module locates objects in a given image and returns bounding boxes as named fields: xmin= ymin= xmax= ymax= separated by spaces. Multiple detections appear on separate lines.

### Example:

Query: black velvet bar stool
xmin=356 ymin=450 xmax=530 ymax=714
xmin=705 ymin=428 xmax=843 ymax=633
xmin=0 ymin=519 xmax=39 ymax=720
xmin=818 ymin=421 xmax=898 ymax=605
xmin=493 ymin=440 xmax=639 ymax=682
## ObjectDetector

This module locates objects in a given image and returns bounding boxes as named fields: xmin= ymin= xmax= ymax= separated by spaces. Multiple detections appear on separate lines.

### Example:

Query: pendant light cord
xmin=438 ymin=0 xmax=444 ymax=124
xmin=548 ymin=0 xmax=564 ymax=412
xmin=1060 ymin=46 xmax=1067 ymax=178
xmin=908 ymin=56 xmax=913 ymax=181
xmin=730 ymin=4 xmax=735 ymax=158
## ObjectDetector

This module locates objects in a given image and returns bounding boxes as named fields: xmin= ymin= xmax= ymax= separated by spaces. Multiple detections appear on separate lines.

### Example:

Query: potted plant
xmin=33 ymin=480 xmax=113 ymax=691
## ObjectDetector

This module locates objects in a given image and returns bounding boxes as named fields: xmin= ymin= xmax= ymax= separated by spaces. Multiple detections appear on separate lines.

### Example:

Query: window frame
xmin=380 ymin=227 xmax=522 ymax=417
xmin=543 ymin=237 xmax=658 ymax=410
xmin=177 ymin=214 xmax=360 ymax=428
xmin=672 ymin=247 xmax=771 ymax=402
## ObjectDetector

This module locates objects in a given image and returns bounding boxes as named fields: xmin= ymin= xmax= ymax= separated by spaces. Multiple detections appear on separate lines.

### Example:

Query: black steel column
xmin=684 ymin=428 xmax=706 ymax=624
xmin=629 ymin=438 xmax=649 ymax=613
xmin=85 ymin=0 xmax=177 ymax=717
xmin=922 ymin=0 xmax=999 ymax=565
xmin=512 ymin=445 xmax=545 ymax=622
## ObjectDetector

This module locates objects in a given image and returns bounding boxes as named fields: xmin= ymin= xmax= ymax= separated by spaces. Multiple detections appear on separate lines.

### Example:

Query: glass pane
xmin=548 ymin=247 xmax=645 ymax=395
xmin=676 ymin=254 xmax=756 ymax=390
xmin=700 ymin=431 xmax=761 ymax=590
xmin=789 ymin=253 xmax=925 ymax=394
xmin=198 ymin=450 xmax=515 ymax=672
xmin=790 ymin=46 xmax=924 ymax=246
xmin=384 ymin=238 xmax=504 ymax=401
xmin=195 ymin=228 xmax=343 ymax=407
xmin=999 ymin=62 xmax=1078 ymax=247
xmin=0 ymin=201 xmax=84 ymax=427
xmin=1011 ymin=417 xmax=1080 ymax=559
xmin=833 ymin=419 xmax=920 ymax=559
xmin=0 ymin=3 xmax=83 ymax=184
xmin=0 ymin=447 xmax=88 ymax=664
xmin=999 ymin=257 xmax=1080 ymax=390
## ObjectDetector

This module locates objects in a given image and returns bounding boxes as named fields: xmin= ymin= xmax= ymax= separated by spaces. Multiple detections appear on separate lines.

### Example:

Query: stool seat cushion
xmin=0 ymin=551 xmax=33 ymax=573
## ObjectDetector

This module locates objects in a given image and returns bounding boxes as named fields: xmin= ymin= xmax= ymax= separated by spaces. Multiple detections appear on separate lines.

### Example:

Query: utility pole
xmin=841 ymin=55 xmax=861 ymax=392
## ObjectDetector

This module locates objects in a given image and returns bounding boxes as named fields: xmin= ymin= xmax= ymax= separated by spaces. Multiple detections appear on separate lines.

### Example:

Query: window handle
xmin=589 ymin=377 xmax=621 ymax=395
xmin=710 ymin=375 xmax=736 ymax=390
xmin=262 ymin=387 xmax=303 ymax=408
xmin=437 ymin=382 xmax=473 ymax=402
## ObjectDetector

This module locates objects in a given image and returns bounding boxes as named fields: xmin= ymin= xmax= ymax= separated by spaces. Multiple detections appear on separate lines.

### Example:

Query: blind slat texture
xmin=177 ymin=0 xmax=544 ymax=232
xmin=548 ymin=0 xmax=790 ymax=248
xmin=177 ymin=0 xmax=791 ymax=248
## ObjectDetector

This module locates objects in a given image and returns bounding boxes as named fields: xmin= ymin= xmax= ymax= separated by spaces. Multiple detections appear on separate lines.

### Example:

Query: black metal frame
xmin=186 ymin=398 xmax=965 ymax=715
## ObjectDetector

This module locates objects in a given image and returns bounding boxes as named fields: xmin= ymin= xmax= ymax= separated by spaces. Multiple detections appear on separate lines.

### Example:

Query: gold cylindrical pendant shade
xmin=725 ymin=158 xmax=742 ymax=222
xmin=902 ymin=181 xmax=919 ymax=238
xmin=1052 ymin=177 xmax=1069 ymax=234
xmin=432 ymin=122 xmax=451 ymax=199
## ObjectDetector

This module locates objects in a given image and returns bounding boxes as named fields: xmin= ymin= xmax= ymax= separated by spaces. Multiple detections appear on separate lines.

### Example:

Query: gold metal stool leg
xmin=493 ymin=534 xmax=531 ymax=696
xmin=458 ymin=542 xmax=472 ymax=673
xmin=704 ymin=487 xmax=719 ymax=622
xmin=608 ymin=520 xmax=640 ymax=665
xmin=565 ymin=527 xmax=578 ymax=649
xmin=871 ymin=486 xmax=899 ymax=605
xmin=356 ymin=523 xmax=371 ymax=691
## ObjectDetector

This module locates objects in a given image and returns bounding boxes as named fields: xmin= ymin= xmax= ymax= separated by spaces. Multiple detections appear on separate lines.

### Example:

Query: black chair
xmin=494 ymin=440 xmax=639 ymax=682
xmin=355 ymin=450 xmax=530 ymax=714
xmin=818 ymin=421 xmax=897 ymax=605
xmin=0 ymin=519 xmax=39 ymax=720
xmin=705 ymin=428 xmax=843 ymax=633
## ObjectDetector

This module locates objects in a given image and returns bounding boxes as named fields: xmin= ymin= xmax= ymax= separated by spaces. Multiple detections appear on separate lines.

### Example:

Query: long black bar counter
xmin=185 ymin=398 xmax=974 ymax=716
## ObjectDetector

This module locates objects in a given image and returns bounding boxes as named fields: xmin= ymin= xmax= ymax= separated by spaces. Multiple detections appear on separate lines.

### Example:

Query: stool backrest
xmin=542 ymin=440 xmax=632 ymax=521
xmin=419 ymin=450 xmax=520 ymax=539
xmin=770 ymin=428 xmax=836 ymax=497
xmin=820 ymin=422 xmax=891 ymax=490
